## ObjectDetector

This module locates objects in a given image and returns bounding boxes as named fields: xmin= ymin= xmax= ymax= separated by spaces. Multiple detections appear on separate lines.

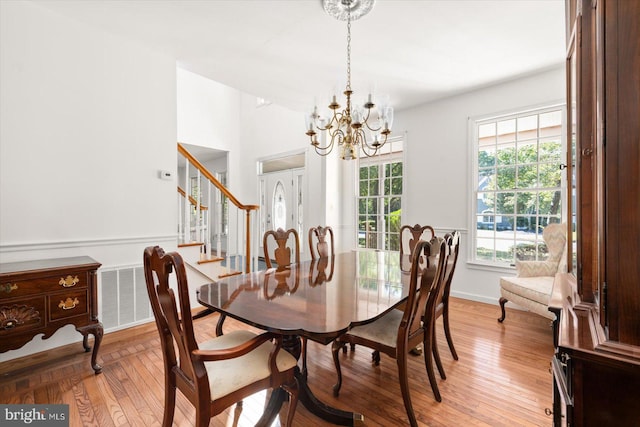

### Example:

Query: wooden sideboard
xmin=0 ymin=256 xmax=103 ymax=374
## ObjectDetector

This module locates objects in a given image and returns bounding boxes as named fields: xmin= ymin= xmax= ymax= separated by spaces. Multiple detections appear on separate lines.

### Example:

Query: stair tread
xmin=178 ymin=242 xmax=204 ymax=248
xmin=196 ymin=256 xmax=224 ymax=265
xmin=218 ymin=270 xmax=242 ymax=279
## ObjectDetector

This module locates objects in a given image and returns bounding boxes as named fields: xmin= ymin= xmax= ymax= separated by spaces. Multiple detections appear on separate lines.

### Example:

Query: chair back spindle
xmin=400 ymin=224 xmax=435 ymax=271
xmin=308 ymin=225 xmax=335 ymax=259
xmin=263 ymin=228 xmax=300 ymax=269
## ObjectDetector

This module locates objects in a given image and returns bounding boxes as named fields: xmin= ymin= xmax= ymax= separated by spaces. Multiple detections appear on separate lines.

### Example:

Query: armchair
xmin=143 ymin=246 xmax=298 ymax=426
xmin=498 ymin=223 xmax=567 ymax=322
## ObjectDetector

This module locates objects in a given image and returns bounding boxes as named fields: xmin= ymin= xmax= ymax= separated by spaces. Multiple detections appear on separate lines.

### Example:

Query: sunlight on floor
xmin=224 ymin=389 xmax=284 ymax=427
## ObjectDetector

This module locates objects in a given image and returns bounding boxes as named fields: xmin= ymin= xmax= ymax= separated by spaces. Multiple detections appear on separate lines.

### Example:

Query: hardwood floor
xmin=0 ymin=297 xmax=554 ymax=426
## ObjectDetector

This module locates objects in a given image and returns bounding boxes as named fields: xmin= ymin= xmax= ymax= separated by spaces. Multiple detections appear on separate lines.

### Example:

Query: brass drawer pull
xmin=1 ymin=283 xmax=18 ymax=294
xmin=2 ymin=319 xmax=18 ymax=329
xmin=59 ymin=297 xmax=80 ymax=310
xmin=0 ymin=305 xmax=40 ymax=329
xmin=59 ymin=275 xmax=80 ymax=288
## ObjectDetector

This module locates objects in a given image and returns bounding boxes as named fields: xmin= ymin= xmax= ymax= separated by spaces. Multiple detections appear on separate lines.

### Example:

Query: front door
xmin=259 ymin=169 xmax=304 ymax=256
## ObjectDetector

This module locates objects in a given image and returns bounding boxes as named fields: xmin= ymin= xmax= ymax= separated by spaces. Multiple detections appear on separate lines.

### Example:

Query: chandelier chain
xmin=346 ymin=6 xmax=351 ymax=91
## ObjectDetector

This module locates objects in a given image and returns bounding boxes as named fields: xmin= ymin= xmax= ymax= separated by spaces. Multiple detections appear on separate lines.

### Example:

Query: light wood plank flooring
xmin=0 ymin=297 xmax=555 ymax=426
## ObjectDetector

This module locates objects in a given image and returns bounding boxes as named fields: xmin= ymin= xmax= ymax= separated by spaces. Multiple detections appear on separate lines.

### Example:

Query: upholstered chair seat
xmin=200 ymin=330 xmax=298 ymax=401
xmin=498 ymin=223 xmax=567 ymax=322
xmin=344 ymin=310 xmax=403 ymax=351
xmin=500 ymin=276 xmax=555 ymax=307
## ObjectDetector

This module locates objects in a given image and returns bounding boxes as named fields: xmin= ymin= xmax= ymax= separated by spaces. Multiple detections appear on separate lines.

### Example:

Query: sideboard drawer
xmin=0 ymin=297 xmax=46 ymax=334
xmin=49 ymin=290 xmax=88 ymax=321
xmin=1 ymin=271 xmax=90 ymax=300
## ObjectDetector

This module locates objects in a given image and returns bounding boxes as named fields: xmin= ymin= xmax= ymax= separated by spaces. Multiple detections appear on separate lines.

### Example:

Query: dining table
xmin=196 ymin=250 xmax=414 ymax=426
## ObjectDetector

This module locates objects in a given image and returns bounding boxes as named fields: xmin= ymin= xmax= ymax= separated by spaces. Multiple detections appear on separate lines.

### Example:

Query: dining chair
xmin=308 ymin=225 xmax=335 ymax=259
xmin=143 ymin=246 xmax=299 ymax=427
xmin=364 ymin=223 xmax=435 ymax=360
xmin=430 ymin=231 xmax=461 ymax=381
xmin=331 ymin=238 xmax=449 ymax=426
xmin=307 ymin=226 xmax=340 ymax=371
xmin=400 ymin=224 xmax=435 ymax=271
xmin=263 ymin=227 xmax=311 ymax=375
xmin=263 ymin=227 xmax=300 ymax=269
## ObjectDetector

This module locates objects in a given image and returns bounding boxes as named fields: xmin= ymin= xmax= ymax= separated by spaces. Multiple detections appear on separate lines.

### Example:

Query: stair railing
xmin=177 ymin=143 xmax=260 ymax=274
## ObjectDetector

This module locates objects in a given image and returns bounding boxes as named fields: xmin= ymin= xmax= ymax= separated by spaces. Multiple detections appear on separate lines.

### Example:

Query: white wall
xmin=0 ymin=1 xmax=177 ymax=361
xmin=177 ymin=68 xmax=240 ymax=153
xmin=394 ymin=66 xmax=566 ymax=304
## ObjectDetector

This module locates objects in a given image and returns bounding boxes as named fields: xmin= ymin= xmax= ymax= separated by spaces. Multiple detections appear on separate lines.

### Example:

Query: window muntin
xmin=473 ymin=106 xmax=564 ymax=265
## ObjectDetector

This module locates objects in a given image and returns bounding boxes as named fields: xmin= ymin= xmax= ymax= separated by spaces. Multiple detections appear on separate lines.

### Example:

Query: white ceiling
xmin=33 ymin=0 xmax=567 ymax=114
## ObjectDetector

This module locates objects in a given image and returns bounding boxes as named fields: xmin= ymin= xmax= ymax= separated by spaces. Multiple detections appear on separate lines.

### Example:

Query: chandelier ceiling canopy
xmin=306 ymin=0 xmax=393 ymax=160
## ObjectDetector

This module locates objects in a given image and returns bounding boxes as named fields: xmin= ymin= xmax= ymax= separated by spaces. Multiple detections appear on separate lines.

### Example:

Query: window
xmin=357 ymin=138 xmax=403 ymax=251
xmin=472 ymin=105 xmax=565 ymax=266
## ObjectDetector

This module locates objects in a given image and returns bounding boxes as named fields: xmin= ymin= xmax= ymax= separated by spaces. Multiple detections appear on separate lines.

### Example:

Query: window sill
xmin=466 ymin=261 xmax=515 ymax=274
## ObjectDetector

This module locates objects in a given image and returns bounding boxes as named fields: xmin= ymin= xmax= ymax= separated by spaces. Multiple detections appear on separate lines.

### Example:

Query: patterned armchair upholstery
xmin=498 ymin=223 xmax=567 ymax=322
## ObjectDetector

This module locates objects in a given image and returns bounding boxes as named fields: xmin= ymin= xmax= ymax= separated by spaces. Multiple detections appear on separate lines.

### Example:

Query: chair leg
xmin=372 ymin=350 xmax=381 ymax=365
xmin=498 ymin=297 xmax=508 ymax=323
xmin=423 ymin=335 xmax=442 ymax=402
xmin=409 ymin=344 xmax=423 ymax=356
xmin=432 ymin=323 xmax=446 ymax=380
xmin=162 ymin=377 xmax=176 ymax=427
xmin=232 ymin=401 xmax=243 ymax=426
xmin=195 ymin=407 xmax=211 ymax=427
xmin=397 ymin=354 xmax=418 ymax=427
xmin=331 ymin=340 xmax=343 ymax=396
xmin=216 ymin=313 xmax=226 ymax=336
xmin=282 ymin=377 xmax=299 ymax=427
xmin=442 ymin=306 xmax=459 ymax=360
xmin=301 ymin=337 xmax=308 ymax=379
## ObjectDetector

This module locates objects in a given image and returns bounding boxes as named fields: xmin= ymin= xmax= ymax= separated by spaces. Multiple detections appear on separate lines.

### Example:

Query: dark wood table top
xmin=197 ymin=250 xmax=412 ymax=345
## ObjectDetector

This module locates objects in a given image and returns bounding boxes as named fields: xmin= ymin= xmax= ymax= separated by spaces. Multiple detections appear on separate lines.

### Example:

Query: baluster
xmin=183 ymin=160 xmax=190 ymax=243
xmin=195 ymin=169 xmax=201 ymax=247
xmin=236 ymin=208 xmax=241 ymax=273
xmin=177 ymin=191 xmax=183 ymax=240
xmin=216 ymin=178 xmax=222 ymax=258
xmin=206 ymin=179 xmax=211 ymax=256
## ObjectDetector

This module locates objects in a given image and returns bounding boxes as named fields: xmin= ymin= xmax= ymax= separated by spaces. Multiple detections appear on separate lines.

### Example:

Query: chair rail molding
xmin=0 ymin=234 xmax=177 ymax=253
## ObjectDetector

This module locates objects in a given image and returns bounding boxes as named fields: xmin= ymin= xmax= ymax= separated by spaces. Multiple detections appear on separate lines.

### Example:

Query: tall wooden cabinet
xmin=549 ymin=0 xmax=640 ymax=425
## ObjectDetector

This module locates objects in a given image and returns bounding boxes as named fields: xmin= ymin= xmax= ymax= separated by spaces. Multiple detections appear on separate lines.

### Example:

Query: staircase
xmin=176 ymin=143 xmax=260 ymax=286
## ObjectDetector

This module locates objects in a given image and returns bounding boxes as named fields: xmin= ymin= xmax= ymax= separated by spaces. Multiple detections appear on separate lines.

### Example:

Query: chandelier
xmin=305 ymin=0 xmax=393 ymax=160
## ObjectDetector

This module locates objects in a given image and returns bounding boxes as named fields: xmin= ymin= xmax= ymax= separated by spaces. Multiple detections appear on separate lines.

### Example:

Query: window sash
xmin=471 ymin=105 xmax=565 ymax=266
xmin=357 ymin=139 xmax=403 ymax=251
